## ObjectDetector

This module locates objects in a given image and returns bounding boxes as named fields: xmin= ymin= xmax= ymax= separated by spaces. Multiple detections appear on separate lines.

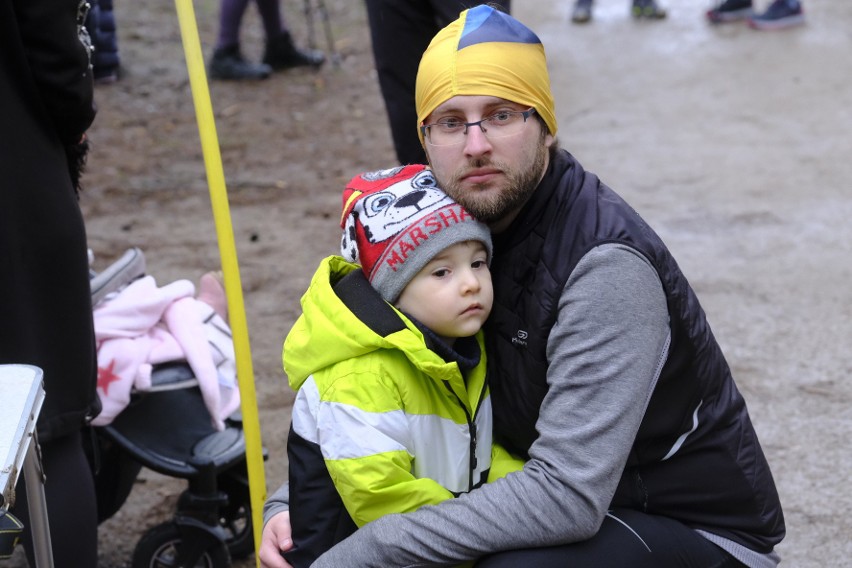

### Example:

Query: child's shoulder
xmin=311 ymin=349 xmax=417 ymax=400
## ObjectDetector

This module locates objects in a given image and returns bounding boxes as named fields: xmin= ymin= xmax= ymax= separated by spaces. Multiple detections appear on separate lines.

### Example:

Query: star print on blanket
xmin=97 ymin=360 xmax=122 ymax=394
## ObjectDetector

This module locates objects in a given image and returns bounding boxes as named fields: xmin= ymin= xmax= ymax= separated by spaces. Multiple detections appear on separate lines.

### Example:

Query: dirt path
xmin=6 ymin=1 xmax=850 ymax=566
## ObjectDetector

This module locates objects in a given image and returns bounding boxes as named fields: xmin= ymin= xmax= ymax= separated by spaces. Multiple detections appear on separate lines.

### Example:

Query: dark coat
xmin=1 ymin=0 xmax=101 ymax=441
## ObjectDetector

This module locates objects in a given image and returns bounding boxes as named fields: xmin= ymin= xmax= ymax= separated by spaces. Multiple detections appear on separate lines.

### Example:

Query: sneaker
xmin=571 ymin=0 xmax=593 ymax=23
xmin=632 ymin=0 xmax=667 ymax=19
xmin=263 ymin=32 xmax=325 ymax=71
xmin=706 ymin=0 xmax=753 ymax=23
xmin=748 ymin=0 xmax=804 ymax=30
xmin=208 ymin=45 xmax=272 ymax=81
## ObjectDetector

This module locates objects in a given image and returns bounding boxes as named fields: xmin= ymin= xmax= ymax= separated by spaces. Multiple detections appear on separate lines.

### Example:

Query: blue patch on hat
xmin=458 ymin=5 xmax=541 ymax=50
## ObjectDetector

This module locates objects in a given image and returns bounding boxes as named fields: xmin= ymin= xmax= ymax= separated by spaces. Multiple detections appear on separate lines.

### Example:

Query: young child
xmin=269 ymin=164 xmax=522 ymax=567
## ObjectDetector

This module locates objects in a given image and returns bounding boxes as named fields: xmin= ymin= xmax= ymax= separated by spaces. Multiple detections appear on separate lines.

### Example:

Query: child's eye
xmin=471 ymin=260 xmax=486 ymax=269
xmin=432 ymin=268 xmax=450 ymax=278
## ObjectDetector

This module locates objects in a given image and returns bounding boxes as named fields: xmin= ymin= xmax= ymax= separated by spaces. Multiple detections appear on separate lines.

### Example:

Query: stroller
xmin=88 ymin=248 xmax=262 ymax=567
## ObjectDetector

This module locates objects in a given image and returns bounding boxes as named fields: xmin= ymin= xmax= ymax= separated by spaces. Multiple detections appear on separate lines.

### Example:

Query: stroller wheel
xmin=132 ymin=522 xmax=230 ymax=568
xmin=218 ymin=473 xmax=254 ymax=559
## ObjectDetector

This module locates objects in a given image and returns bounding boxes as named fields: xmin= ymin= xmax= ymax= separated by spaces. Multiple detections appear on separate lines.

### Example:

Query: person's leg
xmin=430 ymin=0 xmax=510 ymax=25
xmin=254 ymin=0 xmax=284 ymax=39
xmin=571 ymin=0 xmax=594 ymax=24
xmin=215 ymin=0 xmax=251 ymax=50
xmin=706 ymin=0 xmax=754 ymax=24
xmin=260 ymin=0 xmax=325 ymax=70
xmin=210 ymin=0 xmax=273 ymax=80
xmin=475 ymin=509 xmax=745 ymax=568
xmin=747 ymin=0 xmax=804 ymax=30
xmin=364 ymin=0 xmax=436 ymax=165
xmin=632 ymin=0 xmax=667 ymax=19
xmin=13 ymin=431 xmax=99 ymax=568
xmin=92 ymin=0 xmax=121 ymax=82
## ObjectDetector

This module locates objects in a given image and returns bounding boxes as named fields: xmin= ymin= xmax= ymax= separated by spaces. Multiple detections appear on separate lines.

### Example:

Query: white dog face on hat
xmin=341 ymin=169 xmax=452 ymax=263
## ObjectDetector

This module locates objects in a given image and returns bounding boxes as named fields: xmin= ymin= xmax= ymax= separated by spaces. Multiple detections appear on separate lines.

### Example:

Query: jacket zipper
xmin=444 ymin=378 xmax=489 ymax=491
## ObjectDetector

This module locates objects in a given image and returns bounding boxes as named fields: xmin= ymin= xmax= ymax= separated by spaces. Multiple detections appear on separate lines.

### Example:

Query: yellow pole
xmin=174 ymin=0 xmax=266 ymax=564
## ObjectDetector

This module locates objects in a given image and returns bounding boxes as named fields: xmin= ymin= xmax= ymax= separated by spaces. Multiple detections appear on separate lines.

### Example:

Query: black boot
xmin=209 ymin=44 xmax=272 ymax=80
xmin=263 ymin=32 xmax=325 ymax=71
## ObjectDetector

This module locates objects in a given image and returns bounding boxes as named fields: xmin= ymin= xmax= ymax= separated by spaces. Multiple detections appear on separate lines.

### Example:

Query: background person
xmin=208 ymin=0 xmax=324 ymax=81
xmin=84 ymin=0 xmax=121 ymax=83
xmin=1 ymin=0 xmax=101 ymax=565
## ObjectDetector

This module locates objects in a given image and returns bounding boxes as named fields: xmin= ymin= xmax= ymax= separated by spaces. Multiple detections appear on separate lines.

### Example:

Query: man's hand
xmin=259 ymin=511 xmax=294 ymax=568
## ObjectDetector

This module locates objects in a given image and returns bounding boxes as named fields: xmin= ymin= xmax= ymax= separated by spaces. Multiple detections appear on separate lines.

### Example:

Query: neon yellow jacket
xmin=285 ymin=256 xmax=523 ymax=539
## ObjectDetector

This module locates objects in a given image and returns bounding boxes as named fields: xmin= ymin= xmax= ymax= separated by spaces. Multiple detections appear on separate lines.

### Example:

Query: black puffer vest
xmin=484 ymin=149 xmax=784 ymax=552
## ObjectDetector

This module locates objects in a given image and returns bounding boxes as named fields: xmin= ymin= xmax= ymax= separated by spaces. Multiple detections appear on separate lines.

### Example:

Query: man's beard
xmin=437 ymin=139 xmax=548 ymax=224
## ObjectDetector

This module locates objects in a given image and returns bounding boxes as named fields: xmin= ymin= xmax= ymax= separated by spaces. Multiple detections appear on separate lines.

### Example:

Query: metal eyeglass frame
xmin=420 ymin=108 xmax=537 ymax=145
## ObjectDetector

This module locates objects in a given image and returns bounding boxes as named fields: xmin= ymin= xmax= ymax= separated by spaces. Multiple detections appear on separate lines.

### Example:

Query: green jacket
xmin=284 ymin=256 xmax=522 ymax=564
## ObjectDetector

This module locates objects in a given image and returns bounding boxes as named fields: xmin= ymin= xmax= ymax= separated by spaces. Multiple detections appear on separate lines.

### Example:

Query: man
xmin=262 ymin=5 xmax=785 ymax=567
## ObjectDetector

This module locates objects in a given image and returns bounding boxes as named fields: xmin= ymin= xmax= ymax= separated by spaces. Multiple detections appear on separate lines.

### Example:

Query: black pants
xmin=476 ymin=509 xmax=748 ymax=568
xmin=364 ymin=0 xmax=511 ymax=166
xmin=12 ymin=430 xmax=99 ymax=568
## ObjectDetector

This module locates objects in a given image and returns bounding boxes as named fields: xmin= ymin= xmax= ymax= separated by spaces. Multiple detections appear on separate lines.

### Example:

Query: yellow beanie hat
xmin=415 ymin=5 xmax=557 ymax=145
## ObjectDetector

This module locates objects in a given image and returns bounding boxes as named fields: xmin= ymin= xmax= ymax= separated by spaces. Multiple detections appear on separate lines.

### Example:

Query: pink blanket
xmin=92 ymin=275 xmax=239 ymax=430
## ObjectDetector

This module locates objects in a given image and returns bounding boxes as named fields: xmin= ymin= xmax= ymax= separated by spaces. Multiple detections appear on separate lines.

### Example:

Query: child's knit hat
xmin=340 ymin=164 xmax=492 ymax=303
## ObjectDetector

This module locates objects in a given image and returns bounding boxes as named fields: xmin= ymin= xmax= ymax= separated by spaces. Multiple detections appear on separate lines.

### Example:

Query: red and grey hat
xmin=340 ymin=164 xmax=492 ymax=303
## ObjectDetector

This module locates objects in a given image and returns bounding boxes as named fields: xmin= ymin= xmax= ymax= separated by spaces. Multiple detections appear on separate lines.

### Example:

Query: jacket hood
xmin=283 ymin=256 xmax=472 ymax=392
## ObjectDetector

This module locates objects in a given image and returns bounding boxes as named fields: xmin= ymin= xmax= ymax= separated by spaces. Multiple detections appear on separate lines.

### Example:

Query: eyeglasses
xmin=420 ymin=108 xmax=537 ymax=146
